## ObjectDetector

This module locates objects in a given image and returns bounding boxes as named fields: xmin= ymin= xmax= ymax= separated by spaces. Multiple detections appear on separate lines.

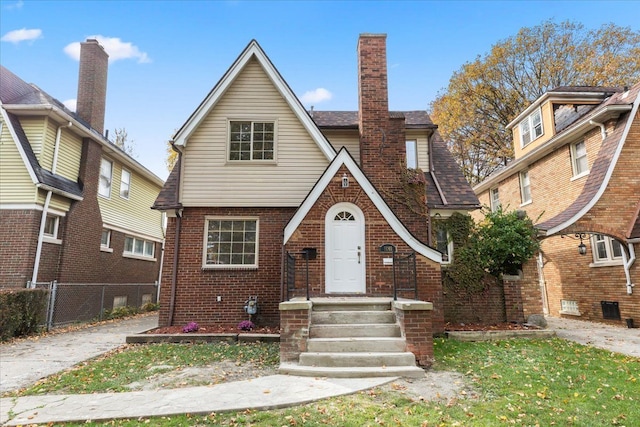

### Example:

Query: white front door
xmin=325 ymin=203 xmax=366 ymax=293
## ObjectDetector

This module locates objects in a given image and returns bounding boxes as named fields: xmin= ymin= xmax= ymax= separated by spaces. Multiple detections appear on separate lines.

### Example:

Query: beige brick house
xmin=474 ymin=84 xmax=640 ymax=326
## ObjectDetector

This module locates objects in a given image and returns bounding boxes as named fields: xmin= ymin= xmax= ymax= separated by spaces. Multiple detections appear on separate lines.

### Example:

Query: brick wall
xmin=0 ymin=210 xmax=40 ymax=287
xmin=443 ymin=274 xmax=507 ymax=325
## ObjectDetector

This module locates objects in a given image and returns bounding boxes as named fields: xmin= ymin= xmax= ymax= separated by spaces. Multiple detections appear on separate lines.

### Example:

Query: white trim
xmin=102 ymin=223 xmax=164 ymax=243
xmin=589 ymin=260 xmax=624 ymax=268
xmin=100 ymin=247 xmax=114 ymax=253
xmin=283 ymin=148 xmax=442 ymax=262
xmin=546 ymin=94 xmax=640 ymax=235
xmin=519 ymin=108 xmax=544 ymax=148
xmin=325 ymin=202 xmax=366 ymax=293
xmin=570 ymin=140 xmax=589 ymax=177
xmin=225 ymin=118 xmax=278 ymax=163
xmin=0 ymin=105 xmax=39 ymax=184
xmin=120 ymin=168 xmax=131 ymax=199
xmin=570 ymin=171 xmax=589 ymax=182
xmin=172 ymin=40 xmax=336 ymax=162
xmin=42 ymin=236 xmax=62 ymax=245
xmin=0 ymin=204 xmax=68 ymax=216
xmin=122 ymin=252 xmax=156 ymax=262
xmin=201 ymin=216 xmax=259 ymax=269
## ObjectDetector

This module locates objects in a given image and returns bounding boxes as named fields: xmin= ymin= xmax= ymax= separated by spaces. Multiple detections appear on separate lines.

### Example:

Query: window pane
xmin=99 ymin=159 xmax=112 ymax=197
xmin=124 ymin=237 xmax=134 ymax=252
xmin=101 ymin=230 xmax=110 ymax=247
xmin=44 ymin=216 xmax=57 ymax=236
xmin=144 ymin=241 xmax=154 ymax=257
xmin=405 ymin=140 xmax=417 ymax=169
xmin=520 ymin=121 xmax=531 ymax=145
xmin=532 ymin=111 xmax=543 ymax=138
xmin=611 ymin=239 xmax=623 ymax=258
xmin=134 ymin=239 xmax=144 ymax=254
xmin=120 ymin=170 xmax=131 ymax=198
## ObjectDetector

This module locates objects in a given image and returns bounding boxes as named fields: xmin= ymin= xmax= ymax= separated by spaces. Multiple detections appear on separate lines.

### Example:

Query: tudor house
xmin=474 ymin=84 xmax=640 ymax=327
xmin=0 ymin=40 xmax=164 ymax=320
xmin=153 ymin=34 xmax=478 ymax=373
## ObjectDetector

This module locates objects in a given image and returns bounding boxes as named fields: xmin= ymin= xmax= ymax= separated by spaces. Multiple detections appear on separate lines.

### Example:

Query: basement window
xmin=560 ymin=300 xmax=580 ymax=316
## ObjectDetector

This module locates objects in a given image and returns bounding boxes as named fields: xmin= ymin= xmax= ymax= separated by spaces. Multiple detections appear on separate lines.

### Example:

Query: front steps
xmin=279 ymin=298 xmax=425 ymax=378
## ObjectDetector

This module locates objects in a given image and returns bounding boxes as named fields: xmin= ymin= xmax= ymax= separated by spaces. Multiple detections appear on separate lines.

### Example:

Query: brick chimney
xmin=76 ymin=39 xmax=108 ymax=135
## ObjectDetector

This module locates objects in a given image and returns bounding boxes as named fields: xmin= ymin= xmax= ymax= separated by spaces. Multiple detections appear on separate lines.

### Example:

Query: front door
xmin=325 ymin=203 xmax=366 ymax=293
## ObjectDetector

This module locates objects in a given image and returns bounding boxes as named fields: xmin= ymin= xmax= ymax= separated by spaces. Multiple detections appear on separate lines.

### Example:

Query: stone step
xmin=279 ymin=363 xmax=425 ymax=379
xmin=311 ymin=310 xmax=396 ymax=325
xmin=307 ymin=337 xmax=406 ymax=353
xmin=299 ymin=351 xmax=417 ymax=368
xmin=311 ymin=297 xmax=393 ymax=312
xmin=310 ymin=324 xmax=401 ymax=339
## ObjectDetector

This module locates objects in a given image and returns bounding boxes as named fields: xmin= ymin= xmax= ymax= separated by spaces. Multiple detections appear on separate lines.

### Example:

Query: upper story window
xmin=405 ymin=140 xmax=417 ymax=169
xmin=204 ymin=218 xmax=258 ymax=268
xmin=592 ymin=234 xmax=623 ymax=264
xmin=435 ymin=228 xmax=452 ymax=264
xmin=490 ymin=187 xmax=501 ymax=212
xmin=99 ymin=158 xmax=113 ymax=198
xmin=520 ymin=109 xmax=543 ymax=147
xmin=229 ymin=121 xmax=275 ymax=161
xmin=519 ymin=170 xmax=531 ymax=204
xmin=120 ymin=169 xmax=131 ymax=199
xmin=571 ymin=141 xmax=588 ymax=178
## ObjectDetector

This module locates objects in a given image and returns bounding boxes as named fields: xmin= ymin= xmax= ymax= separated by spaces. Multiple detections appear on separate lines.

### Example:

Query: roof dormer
xmin=508 ymin=87 xmax=621 ymax=159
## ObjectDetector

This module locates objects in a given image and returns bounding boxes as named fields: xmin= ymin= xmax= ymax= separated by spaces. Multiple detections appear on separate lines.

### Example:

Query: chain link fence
xmin=28 ymin=281 xmax=158 ymax=330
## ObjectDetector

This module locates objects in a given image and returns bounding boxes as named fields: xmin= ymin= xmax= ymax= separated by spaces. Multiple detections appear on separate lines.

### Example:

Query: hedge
xmin=0 ymin=288 xmax=49 ymax=341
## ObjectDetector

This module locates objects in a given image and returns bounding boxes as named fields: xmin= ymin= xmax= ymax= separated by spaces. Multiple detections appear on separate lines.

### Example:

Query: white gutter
xmin=589 ymin=120 xmax=606 ymax=140
xmin=32 ymin=121 xmax=72 ymax=285
xmin=622 ymin=243 xmax=636 ymax=295
xmin=545 ymin=93 xmax=640 ymax=236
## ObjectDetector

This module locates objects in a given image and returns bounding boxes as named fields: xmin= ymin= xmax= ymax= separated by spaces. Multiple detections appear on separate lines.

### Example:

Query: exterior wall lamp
xmin=341 ymin=173 xmax=349 ymax=188
xmin=576 ymin=233 xmax=588 ymax=255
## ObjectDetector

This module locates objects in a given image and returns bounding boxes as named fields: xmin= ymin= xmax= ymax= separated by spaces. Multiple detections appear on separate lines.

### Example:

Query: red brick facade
xmin=0 ymin=210 xmax=40 ymax=287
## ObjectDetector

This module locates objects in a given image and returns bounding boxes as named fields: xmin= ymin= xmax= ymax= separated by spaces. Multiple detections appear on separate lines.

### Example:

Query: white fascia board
xmin=544 ymin=94 xmax=640 ymax=236
xmin=475 ymin=104 xmax=633 ymax=194
xmin=0 ymin=105 xmax=38 ymax=184
xmin=284 ymin=149 xmax=442 ymax=262
xmin=173 ymin=41 xmax=336 ymax=161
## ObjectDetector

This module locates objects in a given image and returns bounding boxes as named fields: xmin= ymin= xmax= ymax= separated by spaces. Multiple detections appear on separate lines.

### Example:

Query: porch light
xmin=341 ymin=173 xmax=349 ymax=188
xmin=576 ymin=233 xmax=587 ymax=256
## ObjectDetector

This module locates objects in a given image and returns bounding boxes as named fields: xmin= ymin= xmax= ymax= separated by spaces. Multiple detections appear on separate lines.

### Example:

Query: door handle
xmin=357 ymin=246 xmax=361 ymax=264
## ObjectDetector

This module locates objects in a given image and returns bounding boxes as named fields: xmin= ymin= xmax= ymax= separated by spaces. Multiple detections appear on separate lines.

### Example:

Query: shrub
xmin=102 ymin=305 xmax=139 ymax=320
xmin=238 ymin=320 xmax=255 ymax=331
xmin=0 ymin=289 xmax=49 ymax=341
xmin=182 ymin=322 xmax=199 ymax=333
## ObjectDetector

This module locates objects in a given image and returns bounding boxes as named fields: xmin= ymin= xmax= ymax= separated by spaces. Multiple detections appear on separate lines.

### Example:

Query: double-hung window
xmin=519 ymin=170 xmax=531 ymax=204
xmin=229 ymin=121 xmax=275 ymax=161
xmin=490 ymin=187 xmax=501 ymax=212
xmin=592 ymin=234 xmax=623 ymax=264
xmin=520 ymin=109 xmax=543 ymax=147
xmin=571 ymin=141 xmax=588 ymax=177
xmin=204 ymin=218 xmax=258 ymax=268
xmin=120 ymin=169 xmax=131 ymax=199
xmin=99 ymin=159 xmax=113 ymax=198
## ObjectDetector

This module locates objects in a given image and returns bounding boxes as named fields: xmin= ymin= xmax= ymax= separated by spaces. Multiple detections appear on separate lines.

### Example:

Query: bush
xmin=0 ymin=288 xmax=49 ymax=341
xmin=101 ymin=305 xmax=139 ymax=320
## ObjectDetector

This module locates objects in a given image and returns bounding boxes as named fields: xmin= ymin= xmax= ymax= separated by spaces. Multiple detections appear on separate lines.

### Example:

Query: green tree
xmin=112 ymin=128 xmax=136 ymax=158
xmin=430 ymin=20 xmax=640 ymax=185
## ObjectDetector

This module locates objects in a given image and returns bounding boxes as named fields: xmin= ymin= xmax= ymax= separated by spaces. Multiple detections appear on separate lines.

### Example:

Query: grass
xmin=8 ymin=338 xmax=639 ymax=426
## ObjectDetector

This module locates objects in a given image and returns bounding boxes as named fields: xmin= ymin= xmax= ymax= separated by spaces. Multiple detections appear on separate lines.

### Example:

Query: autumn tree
xmin=166 ymin=139 xmax=178 ymax=171
xmin=430 ymin=20 xmax=640 ymax=185
xmin=112 ymin=128 xmax=136 ymax=158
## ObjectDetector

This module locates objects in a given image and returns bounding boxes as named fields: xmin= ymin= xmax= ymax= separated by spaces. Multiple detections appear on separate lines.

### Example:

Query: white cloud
xmin=63 ymin=99 xmax=77 ymax=112
xmin=4 ymin=1 xmax=24 ymax=11
xmin=64 ymin=35 xmax=151 ymax=64
xmin=300 ymin=88 xmax=333 ymax=105
xmin=1 ymin=28 xmax=42 ymax=44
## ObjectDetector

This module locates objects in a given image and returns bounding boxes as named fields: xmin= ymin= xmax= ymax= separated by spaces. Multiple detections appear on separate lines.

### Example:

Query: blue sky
xmin=1 ymin=0 xmax=638 ymax=180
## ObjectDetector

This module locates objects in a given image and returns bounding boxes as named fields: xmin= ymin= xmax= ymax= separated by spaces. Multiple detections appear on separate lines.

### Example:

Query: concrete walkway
xmin=1 ymin=314 xmax=639 ymax=426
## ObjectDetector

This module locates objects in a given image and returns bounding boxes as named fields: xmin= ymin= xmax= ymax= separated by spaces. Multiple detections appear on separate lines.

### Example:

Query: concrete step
xmin=311 ymin=310 xmax=396 ymax=325
xmin=307 ymin=337 xmax=406 ymax=353
xmin=310 ymin=323 xmax=400 ymax=338
xmin=311 ymin=297 xmax=393 ymax=312
xmin=299 ymin=351 xmax=417 ymax=368
xmin=279 ymin=363 xmax=425 ymax=379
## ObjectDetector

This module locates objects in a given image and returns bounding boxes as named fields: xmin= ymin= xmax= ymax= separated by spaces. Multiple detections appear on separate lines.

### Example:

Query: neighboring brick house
xmin=0 ymin=40 xmax=165 ymax=310
xmin=153 ymin=34 xmax=479 ymax=335
xmin=474 ymin=83 xmax=640 ymax=326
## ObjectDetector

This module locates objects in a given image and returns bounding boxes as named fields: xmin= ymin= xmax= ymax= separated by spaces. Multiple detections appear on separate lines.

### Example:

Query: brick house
xmin=0 ymin=40 xmax=164 ymax=315
xmin=153 ymin=34 xmax=478 ymax=372
xmin=474 ymin=83 xmax=640 ymax=327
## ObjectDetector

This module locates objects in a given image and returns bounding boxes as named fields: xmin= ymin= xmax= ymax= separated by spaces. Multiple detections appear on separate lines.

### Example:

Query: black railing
xmin=393 ymin=252 xmax=417 ymax=300
xmin=285 ymin=248 xmax=316 ymax=301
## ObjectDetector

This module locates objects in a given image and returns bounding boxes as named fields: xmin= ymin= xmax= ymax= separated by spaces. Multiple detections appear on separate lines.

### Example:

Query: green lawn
xmin=9 ymin=338 xmax=639 ymax=426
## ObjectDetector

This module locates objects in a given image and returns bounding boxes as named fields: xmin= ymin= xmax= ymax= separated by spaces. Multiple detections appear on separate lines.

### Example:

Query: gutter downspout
xmin=589 ymin=120 xmax=607 ymax=140
xmin=622 ymin=243 xmax=636 ymax=295
xmin=167 ymin=142 xmax=182 ymax=326
xmin=31 ymin=122 xmax=72 ymax=286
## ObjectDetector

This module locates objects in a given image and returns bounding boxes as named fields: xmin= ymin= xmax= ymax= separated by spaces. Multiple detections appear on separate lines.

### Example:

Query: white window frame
xmin=227 ymin=120 xmax=277 ymax=162
xmin=590 ymin=234 xmax=623 ymax=266
xmin=490 ymin=187 xmax=501 ymax=212
xmin=519 ymin=108 xmax=543 ymax=148
xmin=519 ymin=170 xmax=532 ymax=205
xmin=120 ymin=169 xmax=131 ymax=199
xmin=435 ymin=227 xmax=453 ymax=264
xmin=99 ymin=158 xmax=113 ymax=198
xmin=405 ymin=140 xmax=417 ymax=169
xmin=123 ymin=235 xmax=156 ymax=261
xmin=570 ymin=140 xmax=589 ymax=179
xmin=560 ymin=299 xmax=581 ymax=316
xmin=42 ymin=214 xmax=62 ymax=244
xmin=203 ymin=217 xmax=259 ymax=269
xmin=100 ymin=229 xmax=113 ymax=253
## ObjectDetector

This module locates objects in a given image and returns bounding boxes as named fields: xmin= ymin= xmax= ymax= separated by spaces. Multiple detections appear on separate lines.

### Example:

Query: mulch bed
xmin=445 ymin=322 xmax=539 ymax=331
xmin=147 ymin=325 xmax=281 ymax=335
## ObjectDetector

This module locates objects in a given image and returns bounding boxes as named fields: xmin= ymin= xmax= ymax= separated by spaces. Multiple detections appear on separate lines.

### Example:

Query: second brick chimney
xmin=76 ymin=39 xmax=109 ymax=135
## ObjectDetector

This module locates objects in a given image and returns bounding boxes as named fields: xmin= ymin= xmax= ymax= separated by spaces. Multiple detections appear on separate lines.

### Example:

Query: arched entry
xmin=325 ymin=203 xmax=366 ymax=293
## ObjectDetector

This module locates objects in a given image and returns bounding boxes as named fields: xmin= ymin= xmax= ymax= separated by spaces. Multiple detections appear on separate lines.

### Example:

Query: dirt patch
xmin=148 ymin=325 xmax=280 ymax=335
xmin=445 ymin=322 xmax=539 ymax=331
xmin=381 ymin=371 xmax=477 ymax=403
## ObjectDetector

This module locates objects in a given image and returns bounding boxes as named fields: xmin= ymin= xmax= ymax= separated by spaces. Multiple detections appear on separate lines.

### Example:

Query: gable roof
xmin=153 ymin=156 xmax=181 ymax=210
xmin=171 ymin=40 xmax=336 ymax=161
xmin=284 ymin=147 xmax=442 ymax=262
xmin=533 ymin=82 xmax=640 ymax=236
